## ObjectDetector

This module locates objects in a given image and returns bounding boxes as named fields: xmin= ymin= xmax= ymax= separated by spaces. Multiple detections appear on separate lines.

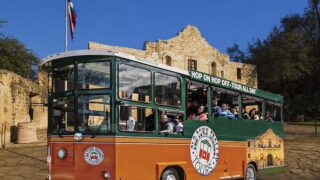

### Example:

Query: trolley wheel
xmin=161 ymin=167 xmax=179 ymax=180
xmin=245 ymin=164 xmax=257 ymax=180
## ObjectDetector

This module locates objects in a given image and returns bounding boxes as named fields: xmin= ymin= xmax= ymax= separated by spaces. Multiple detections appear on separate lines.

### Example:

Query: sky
xmin=0 ymin=0 xmax=309 ymax=60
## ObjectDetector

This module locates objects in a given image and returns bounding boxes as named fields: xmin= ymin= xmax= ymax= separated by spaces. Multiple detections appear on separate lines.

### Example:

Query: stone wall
xmin=89 ymin=25 xmax=257 ymax=87
xmin=0 ymin=70 xmax=47 ymax=147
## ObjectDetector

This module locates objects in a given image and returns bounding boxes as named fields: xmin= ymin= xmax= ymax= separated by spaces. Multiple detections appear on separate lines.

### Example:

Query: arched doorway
xmin=267 ymin=154 xmax=273 ymax=166
xmin=211 ymin=62 xmax=217 ymax=76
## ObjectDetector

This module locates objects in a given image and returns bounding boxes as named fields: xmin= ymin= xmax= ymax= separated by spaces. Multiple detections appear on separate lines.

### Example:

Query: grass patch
xmin=258 ymin=166 xmax=285 ymax=176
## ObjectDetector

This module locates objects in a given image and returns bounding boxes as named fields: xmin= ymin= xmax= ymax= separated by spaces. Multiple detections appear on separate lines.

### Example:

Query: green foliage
xmin=0 ymin=36 xmax=40 ymax=79
xmin=227 ymin=1 xmax=320 ymax=119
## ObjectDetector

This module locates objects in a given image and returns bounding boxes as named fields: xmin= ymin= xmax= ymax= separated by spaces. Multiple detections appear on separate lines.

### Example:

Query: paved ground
xmin=0 ymin=125 xmax=319 ymax=180
xmin=0 ymin=145 xmax=47 ymax=180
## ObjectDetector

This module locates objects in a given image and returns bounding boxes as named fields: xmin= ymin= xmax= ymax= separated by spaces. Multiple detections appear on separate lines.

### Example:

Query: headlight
xmin=103 ymin=171 xmax=111 ymax=179
xmin=57 ymin=148 xmax=67 ymax=159
xmin=74 ymin=132 xmax=83 ymax=141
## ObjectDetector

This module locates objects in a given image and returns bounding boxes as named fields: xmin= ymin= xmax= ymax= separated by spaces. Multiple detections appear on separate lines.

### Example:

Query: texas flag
xmin=67 ymin=0 xmax=77 ymax=39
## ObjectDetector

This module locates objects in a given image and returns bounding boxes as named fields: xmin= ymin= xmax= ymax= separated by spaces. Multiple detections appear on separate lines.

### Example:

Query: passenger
xmin=219 ymin=103 xmax=234 ymax=118
xmin=257 ymin=111 xmax=263 ymax=120
xmin=145 ymin=109 xmax=155 ymax=131
xmin=188 ymin=100 xmax=198 ymax=120
xmin=212 ymin=97 xmax=221 ymax=117
xmin=266 ymin=111 xmax=274 ymax=122
xmin=242 ymin=108 xmax=250 ymax=119
xmin=127 ymin=117 xmax=136 ymax=131
xmin=173 ymin=117 xmax=184 ymax=134
xmin=194 ymin=105 xmax=208 ymax=121
xmin=230 ymin=106 xmax=239 ymax=119
xmin=160 ymin=115 xmax=174 ymax=134
xmin=249 ymin=108 xmax=257 ymax=120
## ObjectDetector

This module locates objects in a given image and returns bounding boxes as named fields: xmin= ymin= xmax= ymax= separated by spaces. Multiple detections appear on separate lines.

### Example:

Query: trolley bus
xmin=44 ymin=50 xmax=284 ymax=180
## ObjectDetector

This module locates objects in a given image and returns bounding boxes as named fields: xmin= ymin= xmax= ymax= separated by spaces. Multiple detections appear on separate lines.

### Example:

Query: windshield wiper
xmin=91 ymin=111 xmax=109 ymax=138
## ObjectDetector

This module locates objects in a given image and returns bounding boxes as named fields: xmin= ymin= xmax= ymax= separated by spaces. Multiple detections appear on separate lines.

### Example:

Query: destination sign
xmin=190 ymin=70 xmax=257 ymax=95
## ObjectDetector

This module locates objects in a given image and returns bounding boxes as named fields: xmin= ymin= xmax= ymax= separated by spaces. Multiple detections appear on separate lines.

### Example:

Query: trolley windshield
xmin=49 ymin=59 xmax=112 ymax=135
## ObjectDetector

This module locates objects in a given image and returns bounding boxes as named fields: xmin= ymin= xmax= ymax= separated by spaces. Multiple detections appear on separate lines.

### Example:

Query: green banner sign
xmin=190 ymin=70 xmax=257 ymax=95
xmin=189 ymin=70 xmax=283 ymax=103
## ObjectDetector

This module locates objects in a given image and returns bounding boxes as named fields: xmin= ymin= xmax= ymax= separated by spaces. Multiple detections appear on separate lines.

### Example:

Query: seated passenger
xmin=188 ymin=100 xmax=198 ymax=120
xmin=230 ymin=106 xmax=239 ymax=119
xmin=145 ymin=109 xmax=155 ymax=131
xmin=242 ymin=108 xmax=250 ymax=119
xmin=219 ymin=103 xmax=234 ymax=118
xmin=160 ymin=115 xmax=174 ymax=134
xmin=195 ymin=105 xmax=208 ymax=121
xmin=190 ymin=105 xmax=208 ymax=121
xmin=249 ymin=108 xmax=257 ymax=120
xmin=127 ymin=117 xmax=136 ymax=131
xmin=173 ymin=118 xmax=184 ymax=134
xmin=212 ymin=97 xmax=221 ymax=117
xmin=256 ymin=111 xmax=263 ymax=120
xmin=266 ymin=111 xmax=274 ymax=122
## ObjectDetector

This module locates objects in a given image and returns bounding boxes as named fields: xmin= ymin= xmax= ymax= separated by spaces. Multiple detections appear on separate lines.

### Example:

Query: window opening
xmin=165 ymin=56 xmax=172 ymax=66
xmin=78 ymin=61 xmax=111 ymax=89
xmin=52 ymin=96 xmax=74 ymax=134
xmin=119 ymin=64 xmax=151 ymax=102
xmin=187 ymin=81 xmax=208 ymax=121
xmin=211 ymin=87 xmax=239 ymax=119
xmin=188 ymin=59 xmax=197 ymax=71
xmin=237 ymin=68 xmax=242 ymax=80
xmin=155 ymin=73 xmax=181 ymax=106
xmin=119 ymin=105 xmax=154 ymax=132
xmin=242 ymin=94 xmax=263 ymax=120
xmin=159 ymin=110 xmax=184 ymax=134
xmin=266 ymin=101 xmax=282 ymax=122
xmin=211 ymin=62 xmax=217 ymax=76
xmin=52 ymin=65 xmax=74 ymax=92
xmin=77 ymin=95 xmax=110 ymax=134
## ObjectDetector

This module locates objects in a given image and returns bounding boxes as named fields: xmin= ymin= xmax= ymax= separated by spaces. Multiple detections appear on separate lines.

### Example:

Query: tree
xmin=0 ymin=20 xmax=40 ymax=79
xmin=227 ymin=0 xmax=320 ymax=120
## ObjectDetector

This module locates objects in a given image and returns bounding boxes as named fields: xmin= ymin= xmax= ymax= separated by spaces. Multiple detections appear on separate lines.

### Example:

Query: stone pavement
xmin=0 ymin=125 xmax=319 ymax=180
xmin=0 ymin=145 xmax=47 ymax=180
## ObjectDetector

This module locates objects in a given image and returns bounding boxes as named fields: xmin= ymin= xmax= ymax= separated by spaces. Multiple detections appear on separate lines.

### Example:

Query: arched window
xmin=165 ymin=56 xmax=172 ymax=66
xmin=211 ymin=62 xmax=217 ymax=76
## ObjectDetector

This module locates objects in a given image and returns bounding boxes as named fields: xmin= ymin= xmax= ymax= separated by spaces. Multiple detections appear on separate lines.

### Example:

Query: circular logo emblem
xmin=84 ymin=147 xmax=104 ymax=165
xmin=190 ymin=126 xmax=219 ymax=176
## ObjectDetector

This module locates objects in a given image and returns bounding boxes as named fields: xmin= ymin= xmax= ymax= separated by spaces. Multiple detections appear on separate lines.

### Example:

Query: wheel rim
xmin=246 ymin=167 xmax=255 ymax=180
xmin=166 ymin=174 xmax=177 ymax=180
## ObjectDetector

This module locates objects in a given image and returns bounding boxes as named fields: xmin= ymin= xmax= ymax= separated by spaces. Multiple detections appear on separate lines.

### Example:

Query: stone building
xmin=89 ymin=25 xmax=257 ymax=87
xmin=0 ymin=70 xmax=48 ymax=147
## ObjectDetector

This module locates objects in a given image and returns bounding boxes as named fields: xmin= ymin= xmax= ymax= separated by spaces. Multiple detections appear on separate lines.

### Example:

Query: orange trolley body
xmin=48 ymin=136 xmax=247 ymax=180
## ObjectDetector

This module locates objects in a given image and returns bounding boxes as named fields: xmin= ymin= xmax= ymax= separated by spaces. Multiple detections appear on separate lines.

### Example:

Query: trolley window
xmin=119 ymin=64 xmax=151 ymax=102
xmin=155 ymin=73 xmax=181 ymax=106
xmin=78 ymin=61 xmax=111 ymax=89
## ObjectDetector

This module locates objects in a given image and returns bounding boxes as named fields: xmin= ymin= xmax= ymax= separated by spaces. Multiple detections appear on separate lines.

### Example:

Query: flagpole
xmin=65 ymin=0 xmax=68 ymax=52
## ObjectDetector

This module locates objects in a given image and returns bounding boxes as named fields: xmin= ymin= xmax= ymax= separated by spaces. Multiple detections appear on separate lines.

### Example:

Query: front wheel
xmin=245 ymin=164 xmax=256 ymax=180
xmin=161 ymin=168 xmax=179 ymax=180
